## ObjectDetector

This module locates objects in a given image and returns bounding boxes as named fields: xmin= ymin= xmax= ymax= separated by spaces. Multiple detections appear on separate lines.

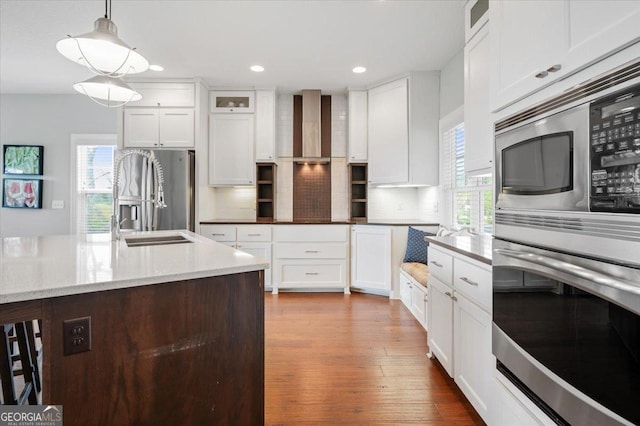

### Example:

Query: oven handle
xmin=495 ymin=248 xmax=640 ymax=296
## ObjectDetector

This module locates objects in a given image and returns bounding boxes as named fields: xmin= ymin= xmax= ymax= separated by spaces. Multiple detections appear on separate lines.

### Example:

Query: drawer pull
xmin=430 ymin=260 xmax=443 ymax=268
xmin=445 ymin=291 xmax=452 ymax=297
xmin=547 ymin=64 xmax=562 ymax=73
xmin=211 ymin=233 xmax=225 ymax=236
xmin=451 ymin=295 xmax=458 ymax=302
xmin=305 ymin=272 xmax=319 ymax=275
xmin=248 ymin=233 xmax=261 ymax=236
xmin=535 ymin=70 xmax=548 ymax=79
xmin=460 ymin=277 xmax=479 ymax=286
xmin=305 ymin=250 xmax=319 ymax=253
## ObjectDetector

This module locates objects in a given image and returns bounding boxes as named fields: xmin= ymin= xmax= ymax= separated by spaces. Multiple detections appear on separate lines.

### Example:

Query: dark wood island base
xmin=1 ymin=271 xmax=264 ymax=425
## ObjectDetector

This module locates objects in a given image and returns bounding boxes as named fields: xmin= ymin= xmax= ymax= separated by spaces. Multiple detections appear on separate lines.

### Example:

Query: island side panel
xmin=46 ymin=271 xmax=264 ymax=425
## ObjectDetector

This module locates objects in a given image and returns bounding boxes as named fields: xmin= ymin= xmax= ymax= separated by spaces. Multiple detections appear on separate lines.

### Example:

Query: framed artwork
xmin=2 ymin=178 xmax=43 ymax=209
xmin=3 ymin=145 xmax=44 ymax=175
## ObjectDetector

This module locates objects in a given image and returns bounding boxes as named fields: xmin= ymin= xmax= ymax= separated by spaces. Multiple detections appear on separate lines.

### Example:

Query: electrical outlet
xmin=63 ymin=317 xmax=92 ymax=356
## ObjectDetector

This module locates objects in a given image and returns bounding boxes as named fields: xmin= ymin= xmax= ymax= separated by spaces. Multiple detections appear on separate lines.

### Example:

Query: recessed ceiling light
xmin=352 ymin=66 xmax=367 ymax=74
xmin=149 ymin=64 xmax=164 ymax=72
xmin=251 ymin=65 xmax=265 ymax=72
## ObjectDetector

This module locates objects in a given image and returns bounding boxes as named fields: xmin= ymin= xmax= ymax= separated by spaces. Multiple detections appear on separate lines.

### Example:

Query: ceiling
xmin=0 ymin=0 xmax=465 ymax=94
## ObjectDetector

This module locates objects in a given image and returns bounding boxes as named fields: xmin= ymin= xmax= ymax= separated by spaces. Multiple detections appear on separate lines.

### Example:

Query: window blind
xmin=76 ymin=145 xmax=115 ymax=234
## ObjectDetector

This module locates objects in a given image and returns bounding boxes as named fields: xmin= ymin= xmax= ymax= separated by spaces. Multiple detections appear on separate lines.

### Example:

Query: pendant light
xmin=56 ymin=0 xmax=149 ymax=77
xmin=73 ymin=75 xmax=142 ymax=108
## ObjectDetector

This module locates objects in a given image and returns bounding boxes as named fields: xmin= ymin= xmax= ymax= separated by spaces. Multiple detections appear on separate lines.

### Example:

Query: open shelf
xmin=256 ymin=163 xmax=276 ymax=222
xmin=349 ymin=164 xmax=368 ymax=223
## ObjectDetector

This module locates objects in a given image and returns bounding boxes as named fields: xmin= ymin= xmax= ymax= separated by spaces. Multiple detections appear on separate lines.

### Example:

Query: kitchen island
xmin=0 ymin=231 xmax=268 ymax=425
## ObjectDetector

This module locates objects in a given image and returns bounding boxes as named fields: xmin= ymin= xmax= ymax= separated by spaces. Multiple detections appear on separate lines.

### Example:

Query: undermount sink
xmin=124 ymin=234 xmax=193 ymax=247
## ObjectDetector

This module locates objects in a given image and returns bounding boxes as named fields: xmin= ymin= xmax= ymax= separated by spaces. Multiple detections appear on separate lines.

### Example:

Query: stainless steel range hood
xmin=294 ymin=90 xmax=330 ymax=164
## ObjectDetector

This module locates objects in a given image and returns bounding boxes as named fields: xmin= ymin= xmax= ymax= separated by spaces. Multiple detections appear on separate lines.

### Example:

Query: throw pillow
xmin=403 ymin=227 xmax=435 ymax=264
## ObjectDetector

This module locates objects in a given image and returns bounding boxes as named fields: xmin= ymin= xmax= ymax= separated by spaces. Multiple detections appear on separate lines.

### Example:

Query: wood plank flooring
xmin=265 ymin=292 xmax=485 ymax=425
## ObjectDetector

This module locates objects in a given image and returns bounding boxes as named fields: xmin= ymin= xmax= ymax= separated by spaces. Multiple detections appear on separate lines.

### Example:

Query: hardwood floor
xmin=265 ymin=292 xmax=485 ymax=425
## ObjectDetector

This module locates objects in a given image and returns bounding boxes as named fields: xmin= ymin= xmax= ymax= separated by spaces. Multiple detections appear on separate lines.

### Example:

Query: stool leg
xmin=0 ymin=324 xmax=17 ymax=405
xmin=24 ymin=321 xmax=41 ymax=393
xmin=14 ymin=323 xmax=37 ymax=405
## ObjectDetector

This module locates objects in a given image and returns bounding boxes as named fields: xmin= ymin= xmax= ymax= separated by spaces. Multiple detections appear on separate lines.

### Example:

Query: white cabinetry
xmin=273 ymin=225 xmax=349 ymax=294
xmin=494 ymin=372 xmax=556 ymax=426
xmin=208 ymin=114 xmax=255 ymax=186
xmin=199 ymin=224 xmax=272 ymax=288
xmin=210 ymin=91 xmax=255 ymax=113
xmin=464 ymin=23 xmax=492 ymax=175
xmin=367 ymin=73 xmax=439 ymax=185
xmin=350 ymin=225 xmax=391 ymax=294
xmin=428 ymin=244 xmax=493 ymax=423
xmin=123 ymin=83 xmax=195 ymax=148
xmin=255 ymin=90 xmax=276 ymax=161
xmin=348 ymin=90 xmax=368 ymax=162
xmin=400 ymin=269 xmax=429 ymax=331
xmin=490 ymin=0 xmax=640 ymax=111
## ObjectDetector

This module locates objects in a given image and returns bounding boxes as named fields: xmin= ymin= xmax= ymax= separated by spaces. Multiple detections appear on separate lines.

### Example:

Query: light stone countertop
xmin=425 ymin=235 xmax=493 ymax=265
xmin=1 ymin=230 xmax=269 ymax=304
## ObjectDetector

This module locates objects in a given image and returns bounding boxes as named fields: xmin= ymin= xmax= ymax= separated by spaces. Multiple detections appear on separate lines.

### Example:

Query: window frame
xmin=70 ymin=134 xmax=117 ymax=234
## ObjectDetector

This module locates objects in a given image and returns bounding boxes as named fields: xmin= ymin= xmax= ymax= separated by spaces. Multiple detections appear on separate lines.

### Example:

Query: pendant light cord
xmin=104 ymin=0 xmax=111 ymax=19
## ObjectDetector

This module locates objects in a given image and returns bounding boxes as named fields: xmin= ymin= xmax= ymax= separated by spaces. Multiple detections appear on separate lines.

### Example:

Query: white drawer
xmin=274 ymin=243 xmax=347 ymax=259
xmin=199 ymin=225 xmax=236 ymax=242
xmin=428 ymin=247 xmax=453 ymax=285
xmin=275 ymin=260 xmax=346 ymax=288
xmin=453 ymin=258 xmax=492 ymax=311
xmin=237 ymin=225 xmax=272 ymax=242
xmin=274 ymin=225 xmax=348 ymax=242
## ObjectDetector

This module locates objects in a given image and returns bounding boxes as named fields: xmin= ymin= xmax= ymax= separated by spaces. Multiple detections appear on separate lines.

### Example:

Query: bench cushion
xmin=401 ymin=262 xmax=429 ymax=287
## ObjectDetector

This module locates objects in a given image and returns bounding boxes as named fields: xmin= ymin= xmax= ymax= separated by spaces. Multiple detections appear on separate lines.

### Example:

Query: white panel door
xmin=489 ymin=0 xmax=567 ymax=111
xmin=124 ymin=109 xmax=160 ymax=148
xmin=411 ymin=283 xmax=428 ymax=330
xmin=565 ymin=1 xmax=640 ymax=74
xmin=368 ymin=78 xmax=409 ymax=184
xmin=348 ymin=90 xmax=368 ymax=163
xmin=464 ymin=24 xmax=493 ymax=175
xmin=255 ymin=90 xmax=276 ymax=161
xmin=209 ymin=114 xmax=255 ymax=186
xmin=159 ymin=109 xmax=194 ymax=148
xmin=350 ymin=226 xmax=391 ymax=292
xmin=428 ymin=276 xmax=454 ymax=377
xmin=454 ymin=292 xmax=492 ymax=423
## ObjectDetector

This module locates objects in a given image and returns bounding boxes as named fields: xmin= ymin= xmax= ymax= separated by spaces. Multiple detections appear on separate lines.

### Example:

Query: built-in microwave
xmin=494 ymin=67 xmax=640 ymax=267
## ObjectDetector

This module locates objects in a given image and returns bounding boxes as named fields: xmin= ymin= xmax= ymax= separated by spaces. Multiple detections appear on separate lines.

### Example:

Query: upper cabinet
xmin=210 ymin=91 xmax=255 ymax=113
xmin=255 ymin=90 xmax=276 ymax=162
xmin=367 ymin=72 xmax=439 ymax=186
xmin=464 ymin=22 xmax=492 ymax=176
xmin=123 ymin=83 xmax=196 ymax=148
xmin=490 ymin=0 xmax=640 ymax=111
xmin=208 ymin=114 xmax=255 ymax=186
xmin=348 ymin=90 xmax=368 ymax=163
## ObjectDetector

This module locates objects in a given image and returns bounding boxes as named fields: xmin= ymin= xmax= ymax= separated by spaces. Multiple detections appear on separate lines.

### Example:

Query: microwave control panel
xmin=590 ymin=85 xmax=640 ymax=213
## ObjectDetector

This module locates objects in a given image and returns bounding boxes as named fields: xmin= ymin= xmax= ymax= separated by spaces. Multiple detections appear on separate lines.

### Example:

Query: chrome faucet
xmin=111 ymin=149 xmax=166 ymax=240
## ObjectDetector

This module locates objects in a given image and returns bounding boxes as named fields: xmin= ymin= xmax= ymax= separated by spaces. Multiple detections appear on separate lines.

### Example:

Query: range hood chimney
xmin=294 ymin=90 xmax=330 ymax=164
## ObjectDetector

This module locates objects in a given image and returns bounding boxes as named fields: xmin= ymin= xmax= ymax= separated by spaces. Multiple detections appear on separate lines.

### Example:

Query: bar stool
xmin=1 ymin=323 xmax=38 ymax=405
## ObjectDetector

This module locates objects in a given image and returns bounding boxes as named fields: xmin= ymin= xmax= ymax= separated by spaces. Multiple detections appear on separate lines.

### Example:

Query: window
xmin=440 ymin=109 xmax=493 ymax=234
xmin=71 ymin=135 xmax=116 ymax=234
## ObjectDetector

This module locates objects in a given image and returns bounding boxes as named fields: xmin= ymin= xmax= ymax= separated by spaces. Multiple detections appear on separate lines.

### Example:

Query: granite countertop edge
xmin=426 ymin=235 xmax=493 ymax=265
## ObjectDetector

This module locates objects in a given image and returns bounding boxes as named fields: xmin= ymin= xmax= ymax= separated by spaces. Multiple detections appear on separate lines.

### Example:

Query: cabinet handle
xmin=305 ymin=250 xmax=319 ymax=253
xmin=248 ymin=233 xmax=261 ymax=236
xmin=430 ymin=260 xmax=443 ymax=268
xmin=460 ymin=276 xmax=479 ymax=286
xmin=237 ymin=244 xmax=243 ymax=248
xmin=305 ymin=272 xmax=319 ymax=275
xmin=547 ymin=64 xmax=562 ymax=73
xmin=445 ymin=291 xmax=452 ymax=297
xmin=451 ymin=295 xmax=458 ymax=302
xmin=211 ymin=233 xmax=225 ymax=236
xmin=535 ymin=70 xmax=548 ymax=79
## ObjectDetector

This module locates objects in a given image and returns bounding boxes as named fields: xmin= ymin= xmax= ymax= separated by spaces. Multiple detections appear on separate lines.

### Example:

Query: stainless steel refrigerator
xmin=116 ymin=149 xmax=195 ymax=232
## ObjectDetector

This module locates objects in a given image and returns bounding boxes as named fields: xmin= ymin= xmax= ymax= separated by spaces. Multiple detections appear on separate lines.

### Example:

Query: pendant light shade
xmin=56 ymin=17 xmax=149 ymax=77
xmin=73 ymin=75 xmax=142 ymax=108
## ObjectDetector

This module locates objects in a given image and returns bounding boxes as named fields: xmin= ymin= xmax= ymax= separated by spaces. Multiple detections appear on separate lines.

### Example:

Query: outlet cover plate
xmin=63 ymin=316 xmax=92 ymax=356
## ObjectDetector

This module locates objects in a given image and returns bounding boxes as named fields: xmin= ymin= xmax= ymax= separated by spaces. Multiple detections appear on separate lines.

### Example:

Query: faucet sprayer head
xmin=156 ymin=186 xmax=166 ymax=208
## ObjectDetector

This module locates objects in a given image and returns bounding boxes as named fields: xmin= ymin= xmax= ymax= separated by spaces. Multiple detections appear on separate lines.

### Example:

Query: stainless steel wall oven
xmin=493 ymin=60 xmax=640 ymax=426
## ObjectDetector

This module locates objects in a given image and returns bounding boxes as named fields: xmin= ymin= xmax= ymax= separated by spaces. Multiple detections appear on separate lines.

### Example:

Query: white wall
xmin=0 ymin=94 xmax=117 ymax=237
xmin=439 ymin=49 xmax=464 ymax=119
